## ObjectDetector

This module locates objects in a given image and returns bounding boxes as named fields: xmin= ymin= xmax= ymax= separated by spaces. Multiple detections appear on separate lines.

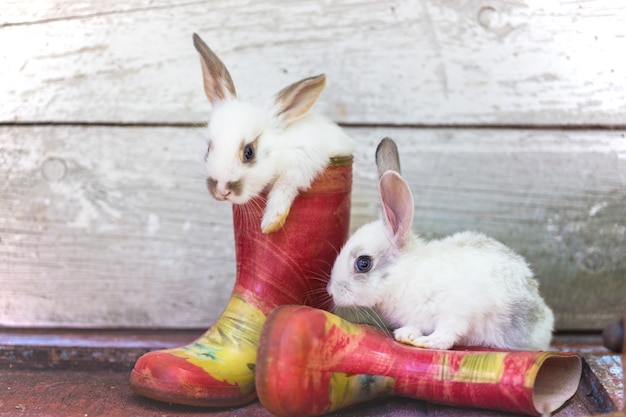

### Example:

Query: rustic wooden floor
xmin=0 ymin=330 xmax=622 ymax=416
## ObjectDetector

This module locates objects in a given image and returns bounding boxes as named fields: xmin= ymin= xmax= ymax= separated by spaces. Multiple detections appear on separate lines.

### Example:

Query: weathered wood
xmin=1 ymin=0 xmax=189 ymax=24
xmin=1 ymin=0 xmax=625 ymax=332
xmin=583 ymin=354 xmax=624 ymax=412
xmin=0 ymin=328 xmax=203 ymax=371
xmin=0 ymin=357 xmax=616 ymax=416
xmin=1 ymin=126 xmax=624 ymax=330
xmin=0 ymin=125 xmax=235 ymax=328
xmin=0 ymin=332 xmax=619 ymax=415
xmin=1 ymin=0 xmax=625 ymax=125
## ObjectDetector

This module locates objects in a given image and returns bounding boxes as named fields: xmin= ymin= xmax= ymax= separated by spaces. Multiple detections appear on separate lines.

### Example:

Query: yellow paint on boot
xmin=451 ymin=352 xmax=507 ymax=384
xmin=523 ymin=351 xmax=552 ymax=388
xmin=168 ymin=294 xmax=267 ymax=393
xmin=329 ymin=373 xmax=395 ymax=412
xmin=323 ymin=309 xmax=365 ymax=337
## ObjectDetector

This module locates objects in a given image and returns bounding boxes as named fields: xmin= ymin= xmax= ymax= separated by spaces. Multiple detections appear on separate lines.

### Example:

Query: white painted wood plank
xmin=1 ymin=0 xmax=625 ymax=125
xmin=1 ymin=125 xmax=235 ymax=327
xmin=1 ymin=126 xmax=624 ymax=329
xmin=1 ymin=0 xmax=191 ymax=25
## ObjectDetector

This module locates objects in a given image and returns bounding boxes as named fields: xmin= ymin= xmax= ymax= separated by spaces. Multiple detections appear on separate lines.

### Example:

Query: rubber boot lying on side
xmin=256 ymin=305 xmax=582 ymax=417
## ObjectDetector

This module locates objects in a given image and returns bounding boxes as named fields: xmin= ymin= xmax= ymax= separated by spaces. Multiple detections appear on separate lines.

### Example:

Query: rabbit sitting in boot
xmin=193 ymin=34 xmax=355 ymax=233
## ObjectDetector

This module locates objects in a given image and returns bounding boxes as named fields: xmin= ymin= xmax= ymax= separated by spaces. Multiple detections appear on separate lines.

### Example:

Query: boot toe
xmin=129 ymin=350 xmax=256 ymax=407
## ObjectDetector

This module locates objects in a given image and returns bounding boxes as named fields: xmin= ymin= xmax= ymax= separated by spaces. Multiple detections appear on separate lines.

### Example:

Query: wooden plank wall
xmin=1 ymin=0 xmax=624 ymax=330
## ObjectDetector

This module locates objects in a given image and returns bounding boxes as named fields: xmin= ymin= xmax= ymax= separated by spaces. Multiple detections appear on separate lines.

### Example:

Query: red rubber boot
xmin=256 ymin=305 xmax=582 ymax=417
xmin=129 ymin=157 xmax=352 ymax=407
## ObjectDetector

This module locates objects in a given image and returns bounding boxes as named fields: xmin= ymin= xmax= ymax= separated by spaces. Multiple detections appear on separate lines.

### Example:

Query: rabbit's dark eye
xmin=242 ymin=143 xmax=255 ymax=163
xmin=355 ymin=255 xmax=373 ymax=273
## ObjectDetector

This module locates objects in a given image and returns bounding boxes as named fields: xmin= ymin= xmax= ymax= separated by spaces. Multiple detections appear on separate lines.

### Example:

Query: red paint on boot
xmin=256 ymin=305 xmax=583 ymax=417
xmin=130 ymin=158 xmax=352 ymax=407
xmin=130 ymin=352 xmax=254 ymax=407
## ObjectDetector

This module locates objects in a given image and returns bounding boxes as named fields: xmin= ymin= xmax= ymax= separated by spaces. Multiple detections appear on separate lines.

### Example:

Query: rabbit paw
xmin=412 ymin=334 xmax=455 ymax=350
xmin=394 ymin=327 xmax=455 ymax=350
xmin=261 ymin=199 xmax=292 ymax=234
xmin=393 ymin=327 xmax=423 ymax=346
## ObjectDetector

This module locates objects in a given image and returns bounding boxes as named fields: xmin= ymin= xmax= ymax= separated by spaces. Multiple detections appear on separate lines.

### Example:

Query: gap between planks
xmin=2 ymin=121 xmax=626 ymax=131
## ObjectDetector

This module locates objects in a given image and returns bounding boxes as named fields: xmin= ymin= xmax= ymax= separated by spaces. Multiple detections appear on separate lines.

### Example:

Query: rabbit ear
xmin=379 ymin=171 xmax=414 ymax=248
xmin=271 ymin=74 xmax=326 ymax=128
xmin=193 ymin=33 xmax=237 ymax=104
xmin=375 ymin=137 xmax=401 ymax=178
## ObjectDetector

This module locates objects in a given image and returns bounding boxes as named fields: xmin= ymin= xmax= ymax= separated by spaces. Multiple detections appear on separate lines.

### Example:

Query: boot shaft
xmin=232 ymin=156 xmax=353 ymax=314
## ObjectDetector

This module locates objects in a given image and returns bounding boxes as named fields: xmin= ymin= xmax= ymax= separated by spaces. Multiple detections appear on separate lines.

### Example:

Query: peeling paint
xmin=589 ymin=202 xmax=609 ymax=217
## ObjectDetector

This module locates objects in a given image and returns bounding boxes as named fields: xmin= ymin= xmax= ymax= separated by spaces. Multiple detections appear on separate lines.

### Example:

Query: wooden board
xmin=9 ymin=367 xmax=621 ymax=417
xmin=1 ymin=369 xmax=607 ymax=417
xmin=1 ymin=0 xmax=625 ymax=125
xmin=1 ymin=126 xmax=624 ymax=330
xmin=1 ymin=0 xmax=625 ymax=330
xmin=0 ymin=331 xmax=620 ymax=416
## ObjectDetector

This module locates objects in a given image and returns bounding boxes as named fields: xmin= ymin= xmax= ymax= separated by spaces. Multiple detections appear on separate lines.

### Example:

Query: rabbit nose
xmin=215 ymin=186 xmax=231 ymax=200
xmin=207 ymin=177 xmax=231 ymax=200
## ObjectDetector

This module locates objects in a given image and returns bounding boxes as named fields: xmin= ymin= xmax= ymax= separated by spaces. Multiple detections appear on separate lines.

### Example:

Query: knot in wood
xmin=477 ymin=6 xmax=499 ymax=30
xmin=41 ymin=157 xmax=67 ymax=182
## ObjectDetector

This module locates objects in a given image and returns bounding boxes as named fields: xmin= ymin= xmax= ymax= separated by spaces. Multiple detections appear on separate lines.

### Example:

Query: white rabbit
xmin=192 ymin=33 xmax=355 ymax=233
xmin=327 ymin=138 xmax=554 ymax=351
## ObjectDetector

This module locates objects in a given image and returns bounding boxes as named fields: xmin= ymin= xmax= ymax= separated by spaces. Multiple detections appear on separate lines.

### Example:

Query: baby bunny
xmin=328 ymin=138 xmax=554 ymax=350
xmin=192 ymin=34 xmax=355 ymax=233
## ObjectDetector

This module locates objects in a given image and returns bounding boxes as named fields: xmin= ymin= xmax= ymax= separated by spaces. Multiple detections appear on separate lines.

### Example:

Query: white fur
xmin=205 ymin=101 xmax=354 ymax=231
xmin=193 ymin=35 xmax=355 ymax=233
xmin=328 ymin=140 xmax=554 ymax=351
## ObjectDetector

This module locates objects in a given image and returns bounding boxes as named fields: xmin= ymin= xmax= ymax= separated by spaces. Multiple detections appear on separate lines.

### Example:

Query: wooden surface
xmin=0 ymin=331 xmax=622 ymax=416
xmin=1 ymin=126 xmax=624 ymax=329
xmin=1 ymin=0 xmax=625 ymax=330
xmin=0 ymin=370 xmax=612 ymax=417
xmin=2 ymin=0 xmax=625 ymax=125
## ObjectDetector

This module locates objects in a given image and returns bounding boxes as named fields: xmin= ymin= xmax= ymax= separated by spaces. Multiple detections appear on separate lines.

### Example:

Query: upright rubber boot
xmin=129 ymin=156 xmax=352 ymax=407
